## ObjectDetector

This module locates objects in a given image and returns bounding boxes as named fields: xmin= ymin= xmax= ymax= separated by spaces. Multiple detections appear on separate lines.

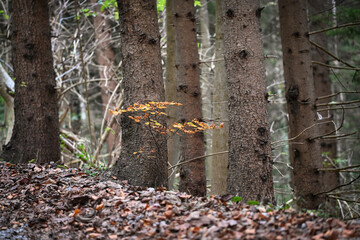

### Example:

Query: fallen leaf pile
xmin=0 ymin=162 xmax=359 ymax=239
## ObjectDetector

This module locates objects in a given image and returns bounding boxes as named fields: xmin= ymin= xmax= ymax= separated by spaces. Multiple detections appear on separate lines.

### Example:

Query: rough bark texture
xmin=112 ymin=0 xmax=168 ymax=187
xmin=174 ymin=0 xmax=206 ymax=196
xmin=210 ymin=0 xmax=228 ymax=196
xmin=308 ymin=0 xmax=339 ymax=191
xmin=278 ymin=0 xmax=324 ymax=209
xmin=165 ymin=0 xmax=180 ymax=190
xmin=223 ymin=0 xmax=274 ymax=203
xmin=92 ymin=0 xmax=120 ymax=164
xmin=1 ymin=0 xmax=60 ymax=164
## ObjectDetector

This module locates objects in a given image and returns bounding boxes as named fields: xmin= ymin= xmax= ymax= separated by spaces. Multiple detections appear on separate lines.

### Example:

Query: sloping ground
xmin=0 ymin=162 xmax=359 ymax=240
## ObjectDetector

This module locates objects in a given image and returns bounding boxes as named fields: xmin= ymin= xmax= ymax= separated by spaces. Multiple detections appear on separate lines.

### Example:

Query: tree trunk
xmin=223 ymin=0 xmax=274 ymax=203
xmin=199 ymin=0 xmax=213 ymax=173
xmin=112 ymin=0 xmax=168 ymax=187
xmin=92 ymin=0 xmax=120 ymax=165
xmin=165 ymin=0 xmax=180 ymax=190
xmin=309 ymin=0 xmax=339 ymax=213
xmin=278 ymin=0 xmax=324 ymax=209
xmin=173 ymin=0 xmax=206 ymax=196
xmin=210 ymin=0 xmax=228 ymax=196
xmin=1 ymin=0 xmax=60 ymax=164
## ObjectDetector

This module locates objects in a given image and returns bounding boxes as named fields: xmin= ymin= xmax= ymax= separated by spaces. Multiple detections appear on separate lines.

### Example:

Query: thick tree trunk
xmin=1 ymin=0 xmax=60 ymax=164
xmin=210 ymin=0 xmax=228 ymax=196
xmin=165 ymin=0 xmax=180 ymax=190
xmin=223 ymin=0 xmax=274 ymax=203
xmin=92 ymin=0 xmax=120 ymax=164
xmin=278 ymin=0 xmax=324 ymax=209
xmin=112 ymin=0 xmax=168 ymax=187
xmin=174 ymin=0 xmax=206 ymax=196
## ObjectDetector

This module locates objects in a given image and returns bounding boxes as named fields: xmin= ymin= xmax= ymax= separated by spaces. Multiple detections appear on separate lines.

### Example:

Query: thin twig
xmin=312 ymin=61 xmax=360 ymax=71
xmin=316 ymin=99 xmax=360 ymax=107
xmin=317 ymin=91 xmax=359 ymax=101
xmin=314 ymin=174 xmax=360 ymax=196
xmin=310 ymin=40 xmax=356 ymax=68
xmin=318 ymin=164 xmax=360 ymax=172
xmin=168 ymin=151 xmax=228 ymax=170
xmin=309 ymin=22 xmax=360 ymax=35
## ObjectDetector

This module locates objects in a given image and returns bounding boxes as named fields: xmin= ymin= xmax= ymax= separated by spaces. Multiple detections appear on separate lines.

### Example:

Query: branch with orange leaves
xmin=109 ymin=101 xmax=224 ymax=135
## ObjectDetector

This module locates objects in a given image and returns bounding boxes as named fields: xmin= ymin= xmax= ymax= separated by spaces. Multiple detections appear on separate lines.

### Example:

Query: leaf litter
xmin=0 ymin=162 xmax=359 ymax=239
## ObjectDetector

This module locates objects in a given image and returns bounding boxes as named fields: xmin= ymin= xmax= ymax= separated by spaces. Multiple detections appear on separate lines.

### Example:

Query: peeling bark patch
xmin=239 ymin=50 xmax=248 ymax=59
xmin=257 ymin=127 xmax=266 ymax=137
xmin=178 ymin=85 xmax=188 ymax=93
xmin=286 ymin=85 xmax=299 ymax=101
xmin=260 ymin=174 xmax=267 ymax=182
xmin=265 ymin=92 xmax=270 ymax=103
xmin=23 ymin=54 xmax=33 ymax=61
xmin=292 ymin=32 xmax=300 ymax=38
xmin=186 ymin=12 xmax=195 ymax=22
xmin=25 ymin=43 xmax=34 ymax=49
xmin=256 ymin=7 xmax=264 ymax=18
xmin=226 ymin=9 xmax=235 ymax=18
xmin=148 ymin=38 xmax=157 ymax=44
xmin=299 ymin=49 xmax=309 ymax=53
xmin=294 ymin=148 xmax=300 ymax=159
xmin=138 ymin=33 xmax=147 ymax=43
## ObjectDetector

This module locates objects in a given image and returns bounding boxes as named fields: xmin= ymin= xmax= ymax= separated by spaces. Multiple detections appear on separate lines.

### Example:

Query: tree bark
xmin=165 ymin=0 xmax=180 ymax=190
xmin=278 ymin=0 xmax=324 ymax=209
xmin=112 ymin=0 xmax=168 ymax=187
xmin=174 ymin=0 xmax=206 ymax=196
xmin=1 ymin=0 xmax=60 ymax=164
xmin=210 ymin=0 xmax=228 ymax=196
xmin=309 ymin=0 xmax=339 ymax=213
xmin=223 ymin=0 xmax=274 ymax=203
xmin=92 ymin=0 xmax=120 ymax=165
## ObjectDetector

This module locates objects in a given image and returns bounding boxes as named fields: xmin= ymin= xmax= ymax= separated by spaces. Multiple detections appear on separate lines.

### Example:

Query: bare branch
xmin=309 ymin=22 xmax=360 ymax=35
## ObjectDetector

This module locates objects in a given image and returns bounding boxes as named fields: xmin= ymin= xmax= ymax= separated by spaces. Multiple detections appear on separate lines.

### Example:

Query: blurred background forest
xmin=0 ymin=0 xmax=359 ymax=217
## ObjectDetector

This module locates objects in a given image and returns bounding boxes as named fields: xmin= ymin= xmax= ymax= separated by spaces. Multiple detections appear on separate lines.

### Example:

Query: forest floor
xmin=0 ymin=162 xmax=359 ymax=240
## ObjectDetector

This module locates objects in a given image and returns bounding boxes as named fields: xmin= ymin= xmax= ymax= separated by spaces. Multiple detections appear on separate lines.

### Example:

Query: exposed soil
xmin=0 ymin=162 xmax=359 ymax=239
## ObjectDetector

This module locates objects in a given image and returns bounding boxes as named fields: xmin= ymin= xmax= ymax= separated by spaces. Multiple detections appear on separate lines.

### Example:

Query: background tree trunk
xmin=278 ymin=0 xmax=324 ymax=209
xmin=174 ymin=0 xmax=206 ymax=196
xmin=308 ymin=0 xmax=339 ymax=189
xmin=223 ymin=0 xmax=274 ymax=203
xmin=112 ymin=0 xmax=168 ymax=187
xmin=92 ymin=0 xmax=120 ymax=165
xmin=210 ymin=0 xmax=228 ymax=196
xmin=165 ymin=0 xmax=180 ymax=190
xmin=1 ymin=0 xmax=60 ymax=164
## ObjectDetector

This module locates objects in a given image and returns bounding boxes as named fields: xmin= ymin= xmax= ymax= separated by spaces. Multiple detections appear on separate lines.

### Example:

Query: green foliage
xmin=157 ymin=0 xmax=201 ymax=13
xmin=247 ymin=200 xmax=260 ymax=206
xmin=157 ymin=0 xmax=166 ymax=12
xmin=0 ymin=10 xmax=9 ymax=20
xmin=232 ymin=196 xmax=243 ymax=202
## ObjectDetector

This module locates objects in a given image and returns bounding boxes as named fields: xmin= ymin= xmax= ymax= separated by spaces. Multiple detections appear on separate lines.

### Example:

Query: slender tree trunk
xmin=112 ymin=0 xmax=168 ymax=187
xmin=210 ymin=0 xmax=228 ymax=195
xmin=165 ymin=0 xmax=180 ymax=189
xmin=309 ymin=0 xmax=339 ymax=213
xmin=1 ymin=0 xmax=60 ymax=164
xmin=199 ymin=0 xmax=213 ymax=164
xmin=223 ymin=0 xmax=274 ymax=203
xmin=278 ymin=0 xmax=324 ymax=209
xmin=92 ymin=0 xmax=120 ymax=164
xmin=174 ymin=0 xmax=206 ymax=196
